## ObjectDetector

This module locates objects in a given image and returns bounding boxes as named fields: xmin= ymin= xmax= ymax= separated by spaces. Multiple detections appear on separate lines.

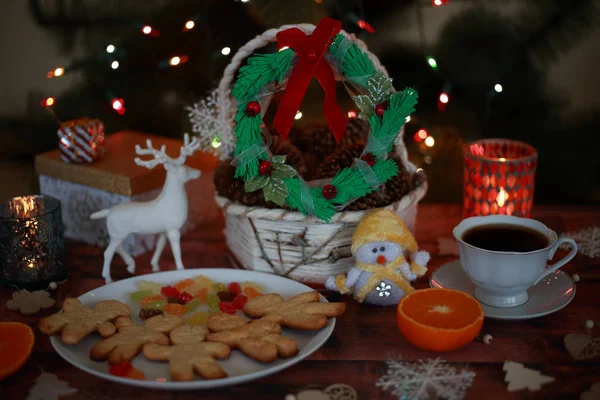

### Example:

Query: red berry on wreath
xmin=322 ymin=184 xmax=337 ymax=200
xmin=258 ymin=161 xmax=273 ymax=176
xmin=375 ymin=102 xmax=388 ymax=117
xmin=361 ymin=153 xmax=376 ymax=167
xmin=245 ymin=101 xmax=261 ymax=117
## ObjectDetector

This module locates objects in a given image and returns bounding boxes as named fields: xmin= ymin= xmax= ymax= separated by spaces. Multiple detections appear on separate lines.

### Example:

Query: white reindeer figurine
xmin=90 ymin=134 xmax=201 ymax=284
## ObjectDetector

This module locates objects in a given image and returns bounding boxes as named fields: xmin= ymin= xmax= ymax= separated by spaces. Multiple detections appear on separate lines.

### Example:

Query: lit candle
xmin=0 ymin=195 xmax=66 ymax=289
xmin=463 ymin=139 xmax=538 ymax=217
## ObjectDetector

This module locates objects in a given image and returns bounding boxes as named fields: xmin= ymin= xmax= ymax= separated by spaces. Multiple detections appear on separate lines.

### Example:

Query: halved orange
xmin=0 ymin=322 xmax=35 ymax=379
xmin=397 ymin=288 xmax=484 ymax=352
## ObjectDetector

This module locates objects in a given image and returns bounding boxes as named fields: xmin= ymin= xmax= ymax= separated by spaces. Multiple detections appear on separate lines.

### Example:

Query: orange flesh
xmin=0 ymin=322 xmax=35 ymax=379
xmin=400 ymin=289 xmax=482 ymax=330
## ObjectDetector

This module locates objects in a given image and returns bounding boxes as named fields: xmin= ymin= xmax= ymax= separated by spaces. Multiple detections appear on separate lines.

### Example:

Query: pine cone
xmin=289 ymin=119 xmax=369 ymax=179
xmin=314 ymin=143 xmax=413 ymax=211
xmin=314 ymin=143 xmax=365 ymax=179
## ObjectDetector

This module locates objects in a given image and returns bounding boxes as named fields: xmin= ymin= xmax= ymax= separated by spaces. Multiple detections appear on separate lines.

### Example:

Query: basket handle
xmin=216 ymin=23 xmax=418 ymax=176
xmin=217 ymin=23 xmax=388 ymax=99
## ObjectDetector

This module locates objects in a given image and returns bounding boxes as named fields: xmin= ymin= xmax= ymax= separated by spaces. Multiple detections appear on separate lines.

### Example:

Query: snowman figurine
xmin=325 ymin=209 xmax=430 ymax=306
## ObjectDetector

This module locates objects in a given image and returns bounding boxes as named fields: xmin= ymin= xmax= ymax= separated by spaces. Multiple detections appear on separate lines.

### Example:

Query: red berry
xmin=259 ymin=161 xmax=273 ymax=176
xmin=179 ymin=292 xmax=193 ymax=304
xmin=228 ymin=282 xmax=242 ymax=295
xmin=218 ymin=301 xmax=237 ymax=314
xmin=361 ymin=152 xmax=376 ymax=167
xmin=245 ymin=101 xmax=261 ymax=117
xmin=109 ymin=361 xmax=133 ymax=377
xmin=160 ymin=285 xmax=180 ymax=298
xmin=375 ymin=102 xmax=388 ymax=117
xmin=322 ymin=184 xmax=337 ymax=200
xmin=232 ymin=295 xmax=248 ymax=310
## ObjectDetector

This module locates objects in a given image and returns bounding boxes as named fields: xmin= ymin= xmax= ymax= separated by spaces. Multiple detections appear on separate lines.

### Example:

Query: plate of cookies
xmin=40 ymin=269 xmax=346 ymax=389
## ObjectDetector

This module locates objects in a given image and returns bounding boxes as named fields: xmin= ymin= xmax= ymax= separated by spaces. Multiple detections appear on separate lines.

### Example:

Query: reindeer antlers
xmin=134 ymin=134 xmax=201 ymax=169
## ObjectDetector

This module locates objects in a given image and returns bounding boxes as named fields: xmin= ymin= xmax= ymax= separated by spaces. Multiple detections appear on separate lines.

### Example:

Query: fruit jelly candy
xmin=232 ymin=295 xmax=248 ymax=309
xmin=212 ymin=283 xmax=226 ymax=293
xmin=161 ymin=285 xmax=180 ymax=298
xmin=163 ymin=303 xmax=187 ymax=316
xmin=144 ymin=300 xmax=167 ymax=310
xmin=228 ymin=282 xmax=242 ymax=295
xmin=179 ymin=292 xmax=193 ymax=304
xmin=129 ymin=290 xmax=154 ymax=302
xmin=187 ymin=311 xmax=210 ymax=326
xmin=141 ymin=294 xmax=164 ymax=306
xmin=109 ymin=361 xmax=132 ymax=377
xmin=138 ymin=280 xmax=162 ymax=295
xmin=185 ymin=297 xmax=203 ymax=312
xmin=174 ymin=279 xmax=194 ymax=292
xmin=217 ymin=291 xmax=236 ymax=302
xmin=218 ymin=301 xmax=237 ymax=314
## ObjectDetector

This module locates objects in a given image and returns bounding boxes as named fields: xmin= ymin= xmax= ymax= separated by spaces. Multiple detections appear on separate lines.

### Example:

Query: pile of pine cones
xmin=213 ymin=119 xmax=414 ymax=211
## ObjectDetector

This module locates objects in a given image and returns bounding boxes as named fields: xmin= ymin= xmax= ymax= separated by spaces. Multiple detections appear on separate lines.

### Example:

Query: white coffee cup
xmin=453 ymin=215 xmax=577 ymax=308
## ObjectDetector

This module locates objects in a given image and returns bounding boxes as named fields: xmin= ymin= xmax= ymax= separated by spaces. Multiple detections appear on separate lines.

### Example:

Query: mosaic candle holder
xmin=0 ymin=195 xmax=67 ymax=290
xmin=463 ymin=139 xmax=538 ymax=217
xmin=57 ymin=118 xmax=105 ymax=163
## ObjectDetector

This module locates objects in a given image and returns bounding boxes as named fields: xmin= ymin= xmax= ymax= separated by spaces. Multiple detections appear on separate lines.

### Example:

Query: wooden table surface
xmin=1 ymin=204 xmax=599 ymax=399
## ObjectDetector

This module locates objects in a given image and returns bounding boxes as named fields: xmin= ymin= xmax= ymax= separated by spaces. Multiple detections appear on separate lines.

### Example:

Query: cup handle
xmin=532 ymin=237 xmax=578 ymax=285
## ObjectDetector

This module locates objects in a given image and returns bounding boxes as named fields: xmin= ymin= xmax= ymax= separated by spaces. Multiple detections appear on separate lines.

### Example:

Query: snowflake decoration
xmin=560 ymin=227 xmax=600 ymax=258
xmin=377 ymin=358 xmax=476 ymax=400
xmin=27 ymin=371 xmax=78 ymax=400
xmin=186 ymin=88 xmax=235 ymax=160
xmin=376 ymin=281 xmax=392 ymax=297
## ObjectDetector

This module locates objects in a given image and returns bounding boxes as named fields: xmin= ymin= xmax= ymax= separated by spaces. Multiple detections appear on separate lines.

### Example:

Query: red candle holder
xmin=463 ymin=139 xmax=537 ymax=217
xmin=57 ymin=118 xmax=105 ymax=163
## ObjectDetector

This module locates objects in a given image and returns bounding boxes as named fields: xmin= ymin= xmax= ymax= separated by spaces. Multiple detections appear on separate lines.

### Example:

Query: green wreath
xmin=231 ymin=33 xmax=418 ymax=222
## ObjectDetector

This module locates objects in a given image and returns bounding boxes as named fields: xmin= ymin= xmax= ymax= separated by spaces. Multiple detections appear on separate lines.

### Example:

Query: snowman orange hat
xmin=351 ymin=209 xmax=418 ymax=255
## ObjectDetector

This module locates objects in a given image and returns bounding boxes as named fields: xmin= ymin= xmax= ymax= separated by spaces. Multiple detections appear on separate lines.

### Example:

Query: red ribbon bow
xmin=274 ymin=18 xmax=348 ymax=144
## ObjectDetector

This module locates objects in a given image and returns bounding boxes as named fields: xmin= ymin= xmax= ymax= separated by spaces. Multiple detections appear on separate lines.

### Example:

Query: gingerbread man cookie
xmin=143 ymin=342 xmax=230 ymax=381
xmin=170 ymin=325 xmax=209 ymax=345
xmin=206 ymin=312 xmax=298 ymax=363
xmin=243 ymin=291 xmax=346 ymax=330
xmin=39 ymin=298 xmax=130 ymax=344
xmin=90 ymin=314 xmax=183 ymax=364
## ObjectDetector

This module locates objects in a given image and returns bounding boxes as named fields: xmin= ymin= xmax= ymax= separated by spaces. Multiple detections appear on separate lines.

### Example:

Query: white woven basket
xmin=215 ymin=23 xmax=427 ymax=284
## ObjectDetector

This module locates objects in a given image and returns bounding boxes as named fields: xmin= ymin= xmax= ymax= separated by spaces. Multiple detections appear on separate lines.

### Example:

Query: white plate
xmin=429 ymin=260 xmax=576 ymax=320
xmin=50 ymin=269 xmax=336 ymax=390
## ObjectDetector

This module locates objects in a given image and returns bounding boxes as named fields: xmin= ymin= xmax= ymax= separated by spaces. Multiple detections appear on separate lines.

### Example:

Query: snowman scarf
xmin=353 ymin=257 xmax=420 ymax=303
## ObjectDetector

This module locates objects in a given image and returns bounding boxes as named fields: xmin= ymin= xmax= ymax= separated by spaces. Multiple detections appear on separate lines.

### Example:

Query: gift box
xmin=35 ymin=131 xmax=219 ymax=256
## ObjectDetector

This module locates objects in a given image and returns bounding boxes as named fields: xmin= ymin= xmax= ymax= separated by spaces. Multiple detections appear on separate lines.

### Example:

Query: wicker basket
xmin=215 ymin=23 xmax=427 ymax=284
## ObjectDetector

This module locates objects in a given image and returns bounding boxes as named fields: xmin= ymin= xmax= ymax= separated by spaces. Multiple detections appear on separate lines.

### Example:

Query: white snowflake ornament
xmin=26 ymin=371 xmax=78 ymax=400
xmin=581 ymin=383 xmax=600 ymax=400
xmin=377 ymin=358 xmax=475 ymax=400
xmin=186 ymin=88 xmax=235 ymax=160
xmin=561 ymin=227 xmax=600 ymax=258
xmin=502 ymin=361 xmax=555 ymax=392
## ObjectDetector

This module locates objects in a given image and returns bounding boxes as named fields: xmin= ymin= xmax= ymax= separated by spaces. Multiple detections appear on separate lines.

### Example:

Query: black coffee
xmin=462 ymin=224 xmax=549 ymax=252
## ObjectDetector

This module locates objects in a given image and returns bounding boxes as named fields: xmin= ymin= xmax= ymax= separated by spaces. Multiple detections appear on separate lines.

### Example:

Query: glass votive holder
xmin=463 ymin=139 xmax=538 ymax=217
xmin=0 ymin=195 xmax=67 ymax=290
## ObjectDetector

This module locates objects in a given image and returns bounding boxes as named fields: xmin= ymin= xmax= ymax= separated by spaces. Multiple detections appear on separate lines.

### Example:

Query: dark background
xmin=1 ymin=0 xmax=599 ymax=205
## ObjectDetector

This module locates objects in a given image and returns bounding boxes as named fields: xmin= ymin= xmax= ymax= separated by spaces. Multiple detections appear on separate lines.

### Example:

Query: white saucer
xmin=429 ymin=260 xmax=576 ymax=320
